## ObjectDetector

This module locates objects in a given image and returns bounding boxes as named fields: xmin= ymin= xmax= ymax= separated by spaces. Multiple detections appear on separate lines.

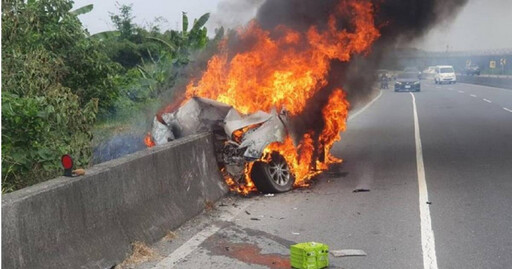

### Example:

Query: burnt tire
xmin=250 ymin=153 xmax=295 ymax=193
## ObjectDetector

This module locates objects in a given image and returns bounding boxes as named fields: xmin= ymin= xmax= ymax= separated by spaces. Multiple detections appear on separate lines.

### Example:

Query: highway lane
xmin=416 ymin=80 xmax=512 ymax=269
xmin=436 ymin=82 xmax=512 ymax=112
xmin=132 ymin=81 xmax=512 ymax=269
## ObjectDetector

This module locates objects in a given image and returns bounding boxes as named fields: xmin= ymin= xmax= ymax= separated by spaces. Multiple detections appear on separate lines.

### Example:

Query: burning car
xmin=145 ymin=1 xmax=378 ymax=194
xmin=150 ymin=97 xmax=297 ymax=193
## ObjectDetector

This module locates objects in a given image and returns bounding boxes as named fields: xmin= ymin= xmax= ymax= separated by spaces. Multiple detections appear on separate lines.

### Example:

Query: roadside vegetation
xmin=1 ymin=0 xmax=221 ymax=192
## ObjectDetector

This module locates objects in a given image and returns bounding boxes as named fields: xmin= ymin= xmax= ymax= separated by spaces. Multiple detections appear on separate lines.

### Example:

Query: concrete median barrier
xmin=457 ymin=74 xmax=512 ymax=90
xmin=2 ymin=133 xmax=228 ymax=269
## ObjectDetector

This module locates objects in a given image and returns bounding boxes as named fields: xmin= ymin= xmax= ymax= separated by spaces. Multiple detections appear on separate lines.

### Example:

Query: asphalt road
xmin=132 ymin=81 xmax=512 ymax=269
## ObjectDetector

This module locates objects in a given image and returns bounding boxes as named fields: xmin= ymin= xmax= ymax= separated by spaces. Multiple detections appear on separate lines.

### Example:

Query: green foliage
xmin=109 ymin=3 xmax=135 ymax=40
xmin=1 ymin=0 xmax=115 ymax=192
xmin=101 ymin=4 xmax=211 ymax=69
xmin=98 ymin=6 xmax=214 ymax=118
xmin=70 ymin=4 xmax=93 ymax=16
xmin=1 ymin=0 xmax=222 ymax=192
xmin=2 ymin=0 xmax=120 ymax=110
xmin=2 ymin=90 xmax=98 ymax=192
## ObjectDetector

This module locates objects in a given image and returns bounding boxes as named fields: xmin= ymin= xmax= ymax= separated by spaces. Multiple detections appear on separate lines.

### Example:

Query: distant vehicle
xmin=379 ymin=71 xmax=390 ymax=89
xmin=464 ymin=64 xmax=481 ymax=76
xmin=404 ymin=67 xmax=422 ymax=79
xmin=422 ymin=66 xmax=436 ymax=79
xmin=434 ymin=65 xmax=457 ymax=84
xmin=395 ymin=72 xmax=421 ymax=92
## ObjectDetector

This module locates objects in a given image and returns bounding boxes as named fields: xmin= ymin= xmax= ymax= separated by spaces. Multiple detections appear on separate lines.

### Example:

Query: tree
xmin=109 ymin=3 xmax=136 ymax=40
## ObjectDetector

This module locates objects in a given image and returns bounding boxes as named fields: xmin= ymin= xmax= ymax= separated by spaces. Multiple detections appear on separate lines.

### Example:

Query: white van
xmin=434 ymin=65 xmax=457 ymax=84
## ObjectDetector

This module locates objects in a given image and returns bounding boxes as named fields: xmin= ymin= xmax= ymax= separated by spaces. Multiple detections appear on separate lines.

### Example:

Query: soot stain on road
xmin=201 ymin=225 xmax=296 ymax=268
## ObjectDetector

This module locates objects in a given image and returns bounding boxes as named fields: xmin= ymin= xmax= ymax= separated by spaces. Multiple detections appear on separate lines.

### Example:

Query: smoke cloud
xmin=251 ymin=0 xmax=468 ymax=135
xmin=160 ymin=0 xmax=469 ymax=149
xmin=208 ymin=0 xmax=265 ymax=31
xmin=246 ymin=0 xmax=467 ymax=141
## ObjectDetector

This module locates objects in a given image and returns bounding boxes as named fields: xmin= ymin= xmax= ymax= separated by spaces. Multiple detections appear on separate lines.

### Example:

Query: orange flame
xmin=158 ymin=0 xmax=380 ymax=194
xmin=144 ymin=133 xmax=155 ymax=148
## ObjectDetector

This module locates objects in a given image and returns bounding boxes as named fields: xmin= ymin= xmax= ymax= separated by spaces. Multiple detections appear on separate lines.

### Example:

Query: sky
xmin=415 ymin=0 xmax=512 ymax=51
xmin=74 ymin=0 xmax=512 ymax=52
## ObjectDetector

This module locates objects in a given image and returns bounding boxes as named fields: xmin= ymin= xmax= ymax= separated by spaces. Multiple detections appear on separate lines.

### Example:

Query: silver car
xmin=150 ymin=97 xmax=296 ymax=193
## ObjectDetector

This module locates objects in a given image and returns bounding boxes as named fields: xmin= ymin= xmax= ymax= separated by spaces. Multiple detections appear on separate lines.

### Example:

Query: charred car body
xmin=151 ymin=97 xmax=296 ymax=193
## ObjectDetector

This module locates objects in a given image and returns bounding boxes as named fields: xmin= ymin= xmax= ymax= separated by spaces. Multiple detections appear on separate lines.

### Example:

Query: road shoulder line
xmin=410 ymin=92 xmax=439 ymax=269
xmin=153 ymin=200 xmax=252 ymax=268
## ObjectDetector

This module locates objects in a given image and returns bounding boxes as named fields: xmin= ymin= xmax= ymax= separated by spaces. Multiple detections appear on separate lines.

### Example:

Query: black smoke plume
xmin=253 ymin=0 xmax=468 ymax=137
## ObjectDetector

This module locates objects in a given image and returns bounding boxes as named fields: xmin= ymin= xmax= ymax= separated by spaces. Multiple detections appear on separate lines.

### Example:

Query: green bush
xmin=2 ymin=0 xmax=120 ymax=110
xmin=1 ymin=0 xmax=114 ymax=192
xmin=2 ymin=90 xmax=97 ymax=192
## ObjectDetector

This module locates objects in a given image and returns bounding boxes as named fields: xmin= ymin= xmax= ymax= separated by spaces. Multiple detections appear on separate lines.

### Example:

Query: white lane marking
xmin=504 ymin=107 xmax=512 ymax=113
xmin=410 ymin=92 xmax=439 ymax=269
xmin=458 ymin=90 xmax=464 ymax=93
xmin=483 ymin=99 xmax=492 ymax=103
xmin=470 ymin=94 xmax=477 ymax=98
xmin=154 ymin=201 xmax=252 ymax=268
xmin=348 ymin=90 xmax=383 ymax=121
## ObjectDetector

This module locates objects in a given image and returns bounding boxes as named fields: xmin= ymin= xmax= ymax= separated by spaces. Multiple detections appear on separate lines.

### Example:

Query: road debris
xmin=162 ymin=231 xmax=177 ymax=241
xmin=426 ymin=201 xmax=432 ymax=205
xmin=72 ymin=168 xmax=86 ymax=176
xmin=115 ymin=241 xmax=160 ymax=268
xmin=245 ymin=210 xmax=251 ymax=215
xmin=290 ymin=242 xmax=329 ymax=269
xmin=264 ymin=193 xmax=275 ymax=197
xmin=353 ymin=188 xmax=370 ymax=193
xmin=292 ymin=232 xmax=300 ymax=235
xmin=250 ymin=217 xmax=261 ymax=221
xmin=204 ymin=200 xmax=215 ymax=211
xmin=330 ymin=249 xmax=367 ymax=257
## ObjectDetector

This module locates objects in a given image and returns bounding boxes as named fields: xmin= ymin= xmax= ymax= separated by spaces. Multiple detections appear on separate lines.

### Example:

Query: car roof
xmin=398 ymin=72 xmax=419 ymax=76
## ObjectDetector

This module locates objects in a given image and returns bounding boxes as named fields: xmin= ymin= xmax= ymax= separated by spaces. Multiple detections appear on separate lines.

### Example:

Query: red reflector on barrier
xmin=61 ymin=155 xmax=73 ymax=170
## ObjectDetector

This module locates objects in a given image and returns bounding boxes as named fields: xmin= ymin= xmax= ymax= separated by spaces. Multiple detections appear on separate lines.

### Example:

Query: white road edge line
xmin=504 ymin=107 xmax=512 ymax=113
xmin=410 ymin=92 xmax=439 ymax=269
xmin=483 ymin=98 xmax=492 ymax=103
xmin=348 ymin=90 xmax=383 ymax=121
xmin=153 ymin=201 xmax=252 ymax=268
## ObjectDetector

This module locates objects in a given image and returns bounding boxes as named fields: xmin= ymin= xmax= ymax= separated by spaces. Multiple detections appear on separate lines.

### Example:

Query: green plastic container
xmin=290 ymin=242 xmax=329 ymax=269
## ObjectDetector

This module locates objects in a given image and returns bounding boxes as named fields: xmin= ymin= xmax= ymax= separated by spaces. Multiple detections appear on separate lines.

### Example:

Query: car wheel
xmin=250 ymin=152 xmax=295 ymax=193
